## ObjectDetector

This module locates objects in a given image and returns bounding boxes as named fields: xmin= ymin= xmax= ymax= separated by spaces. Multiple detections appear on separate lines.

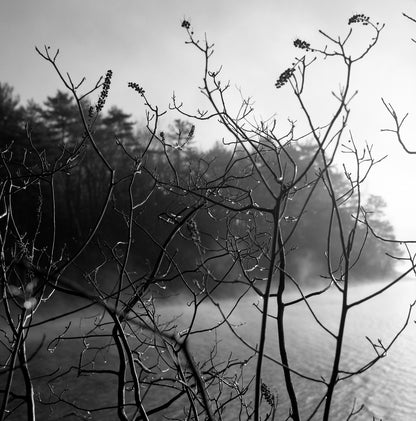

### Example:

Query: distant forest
xmin=0 ymin=81 xmax=400 ymax=289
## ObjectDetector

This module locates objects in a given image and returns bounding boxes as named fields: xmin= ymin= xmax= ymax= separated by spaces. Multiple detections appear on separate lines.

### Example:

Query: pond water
xmin=5 ymin=278 xmax=415 ymax=420
xmin=162 ymin=278 xmax=416 ymax=420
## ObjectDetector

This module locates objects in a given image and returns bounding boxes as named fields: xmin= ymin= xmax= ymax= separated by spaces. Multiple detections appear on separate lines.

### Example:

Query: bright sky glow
xmin=1 ymin=0 xmax=416 ymax=239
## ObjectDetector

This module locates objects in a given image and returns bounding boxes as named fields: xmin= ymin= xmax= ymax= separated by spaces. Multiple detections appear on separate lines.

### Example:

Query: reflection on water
xmin=8 ymin=279 xmax=414 ymax=420
xmin=167 ymin=279 xmax=416 ymax=420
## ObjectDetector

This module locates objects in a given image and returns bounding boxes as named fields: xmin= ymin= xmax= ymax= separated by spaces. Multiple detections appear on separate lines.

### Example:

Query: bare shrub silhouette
xmin=1 ymin=14 xmax=414 ymax=421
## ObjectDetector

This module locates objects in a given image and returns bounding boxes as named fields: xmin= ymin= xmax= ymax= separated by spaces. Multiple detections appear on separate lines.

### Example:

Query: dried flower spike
xmin=294 ymin=39 xmax=312 ymax=51
xmin=96 ymin=69 xmax=112 ymax=113
xmin=128 ymin=82 xmax=145 ymax=96
xmin=261 ymin=382 xmax=276 ymax=407
xmin=275 ymin=66 xmax=295 ymax=89
xmin=181 ymin=19 xmax=191 ymax=29
xmin=348 ymin=14 xmax=370 ymax=25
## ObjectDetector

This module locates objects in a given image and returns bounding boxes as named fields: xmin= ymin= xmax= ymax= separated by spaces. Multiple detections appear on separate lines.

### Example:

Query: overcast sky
xmin=1 ymin=0 xmax=416 ymax=239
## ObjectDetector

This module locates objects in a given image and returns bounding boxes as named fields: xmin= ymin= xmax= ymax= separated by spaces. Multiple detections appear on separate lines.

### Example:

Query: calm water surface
xmin=12 ymin=279 xmax=415 ymax=420
xmin=167 ymin=279 xmax=416 ymax=420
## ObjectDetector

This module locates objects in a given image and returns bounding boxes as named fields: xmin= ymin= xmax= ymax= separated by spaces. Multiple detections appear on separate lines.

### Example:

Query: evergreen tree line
xmin=0 ymin=81 xmax=399 ymax=290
